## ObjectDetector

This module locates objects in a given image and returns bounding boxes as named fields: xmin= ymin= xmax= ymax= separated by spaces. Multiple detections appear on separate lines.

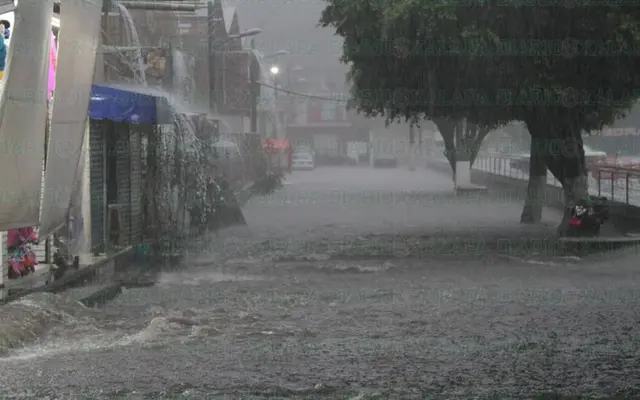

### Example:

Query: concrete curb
xmin=78 ymin=283 xmax=124 ymax=308
xmin=2 ymin=246 xmax=134 ymax=305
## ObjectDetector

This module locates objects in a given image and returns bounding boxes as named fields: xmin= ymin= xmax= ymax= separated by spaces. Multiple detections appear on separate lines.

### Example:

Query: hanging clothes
xmin=0 ymin=32 xmax=6 ymax=81
xmin=0 ymin=19 xmax=9 ymax=81
xmin=48 ymin=30 xmax=57 ymax=100
xmin=7 ymin=227 xmax=38 ymax=279
xmin=8 ymin=227 xmax=37 ymax=249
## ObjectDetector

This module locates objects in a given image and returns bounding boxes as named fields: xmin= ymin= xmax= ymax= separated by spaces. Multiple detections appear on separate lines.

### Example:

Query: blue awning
xmin=88 ymin=84 xmax=168 ymax=123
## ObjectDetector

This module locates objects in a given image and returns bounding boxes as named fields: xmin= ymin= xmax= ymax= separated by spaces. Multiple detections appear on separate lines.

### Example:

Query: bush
xmin=252 ymin=168 xmax=284 ymax=195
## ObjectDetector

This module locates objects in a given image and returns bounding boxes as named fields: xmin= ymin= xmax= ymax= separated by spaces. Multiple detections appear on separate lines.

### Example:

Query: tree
xmin=487 ymin=6 xmax=640 ymax=230
xmin=321 ymin=0 xmax=640 ymax=233
xmin=324 ymin=0 xmax=510 ymax=188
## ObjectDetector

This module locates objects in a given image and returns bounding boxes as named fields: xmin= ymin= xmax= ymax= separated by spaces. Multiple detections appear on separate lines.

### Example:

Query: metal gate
xmin=89 ymin=119 xmax=106 ymax=254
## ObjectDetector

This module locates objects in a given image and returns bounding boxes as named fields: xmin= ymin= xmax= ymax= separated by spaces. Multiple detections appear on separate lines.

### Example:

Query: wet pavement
xmin=1 ymin=167 xmax=640 ymax=399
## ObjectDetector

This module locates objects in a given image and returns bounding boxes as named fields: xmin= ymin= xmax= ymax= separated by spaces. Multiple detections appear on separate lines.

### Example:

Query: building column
xmin=80 ymin=122 xmax=92 ymax=264
xmin=0 ymin=232 xmax=5 ymax=300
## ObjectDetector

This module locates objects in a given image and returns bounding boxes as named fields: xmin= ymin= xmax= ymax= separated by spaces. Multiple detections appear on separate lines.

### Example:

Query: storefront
xmin=0 ymin=0 xmax=60 ymax=292
xmin=87 ymin=84 xmax=171 ymax=254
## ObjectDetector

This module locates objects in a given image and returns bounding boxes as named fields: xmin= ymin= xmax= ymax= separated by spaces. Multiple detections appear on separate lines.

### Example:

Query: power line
xmin=257 ymin=82 xmax=349 ymax=103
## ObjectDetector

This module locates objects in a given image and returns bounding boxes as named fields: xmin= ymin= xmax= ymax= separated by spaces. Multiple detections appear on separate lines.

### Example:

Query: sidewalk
xmin=1 ymin=178 xmax=262 ymax=304
xmin=427 ymin=156 xmax=640 ymax=239
xmin=2 ymin=246 xmax=133 ymax=304
xmin=471 ymin=154 xmax=640 ymax=206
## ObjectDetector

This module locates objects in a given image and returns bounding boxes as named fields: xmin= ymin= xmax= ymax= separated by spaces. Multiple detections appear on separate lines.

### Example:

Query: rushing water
xmin=0 ymin=259 xmax=269 ymax=360
xmin=171 ymin=48 xmax=192 ymax=106
xmin=113 ymin=1 xmax=147 ymax=86
xmin=3 ymin=168 xmax=640 ymax=397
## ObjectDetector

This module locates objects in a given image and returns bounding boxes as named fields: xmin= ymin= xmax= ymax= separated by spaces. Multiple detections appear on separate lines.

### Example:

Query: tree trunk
xmin=520 ymin=136 xmax=547 ymax=223
xmin=556 ymin=134 xmax=589 ymax=236
xmin=468 ymin=126 xmax=490 ymax=167
xmin=434 ymin=118 xmax=456 ymax=177
xmin=434 ymin=118 xmax=489 ymax=187
xmin=526 ymin=117 xmax=588 ymax=235
xmin=408 ymin=124 xmax=416 ymax=171
xmin=453 ymin=119 xmax=470 ymax=187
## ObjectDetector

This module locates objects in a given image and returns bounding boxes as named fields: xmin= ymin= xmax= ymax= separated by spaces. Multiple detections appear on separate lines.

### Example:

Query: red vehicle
xmin=263 ymin=138 xmax=292 ymax=173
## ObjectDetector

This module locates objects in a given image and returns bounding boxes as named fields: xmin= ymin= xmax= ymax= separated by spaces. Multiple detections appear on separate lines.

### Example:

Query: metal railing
xmin=472 ymin=154 xmax=640 ymax=206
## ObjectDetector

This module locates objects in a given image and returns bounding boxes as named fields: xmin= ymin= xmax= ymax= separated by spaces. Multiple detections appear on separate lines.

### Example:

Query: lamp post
xmin=269 ymin=65 xmax=279 ymax=100
xmin=263 ymin=50 xmax=288 ymax=98
xmin=250 ymin=38 xmax=258 ymax=135
xmin=249 ymin=47 xmax=288 ymax=136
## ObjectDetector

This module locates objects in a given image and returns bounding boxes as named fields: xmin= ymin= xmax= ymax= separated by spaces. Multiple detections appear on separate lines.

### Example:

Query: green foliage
xmin=252 ymin=169 xmax=284 ymax=196
xmin=320 ymin=0 xmax=640 ymax=136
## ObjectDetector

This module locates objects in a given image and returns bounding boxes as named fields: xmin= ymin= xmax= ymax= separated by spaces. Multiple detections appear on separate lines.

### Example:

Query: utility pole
xmin=250 ymin=38 xmax=259 ymax=135
xmin=207 ymin=0 xmax=217 ymax=115
xmin=102 ymin=0 xmax=110 ymax=82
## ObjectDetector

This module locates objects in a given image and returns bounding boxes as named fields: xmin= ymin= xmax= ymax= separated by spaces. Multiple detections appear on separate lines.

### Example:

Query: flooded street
xmin=1 ymin=168 xmax=640 ymax=399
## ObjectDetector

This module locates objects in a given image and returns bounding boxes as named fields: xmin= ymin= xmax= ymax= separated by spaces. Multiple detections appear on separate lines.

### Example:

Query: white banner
xmin=67 ymin=128 xmax=87 ymax=256
xmin=39 ymin=0 xmax=102 ymax=238
xmin=0 ymin=0 xmax=15 ymax=14
xmin=0 ymin=0 xmax=53 ymax=230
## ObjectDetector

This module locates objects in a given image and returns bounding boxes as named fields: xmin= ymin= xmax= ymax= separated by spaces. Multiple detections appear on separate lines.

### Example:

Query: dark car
xmin=372 ymin=156 xmax=398 ymax=168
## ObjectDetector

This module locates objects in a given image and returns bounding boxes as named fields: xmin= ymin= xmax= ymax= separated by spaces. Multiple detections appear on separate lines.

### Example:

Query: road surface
xmin=1 ymin=167 xmax=640 ymax=399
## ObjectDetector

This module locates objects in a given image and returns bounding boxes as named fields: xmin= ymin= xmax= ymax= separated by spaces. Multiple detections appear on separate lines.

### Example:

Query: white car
xmin=582 ymin=145 xmax=607 ymax=164
xmin=292 ymin=152 xmax=315 ymax=170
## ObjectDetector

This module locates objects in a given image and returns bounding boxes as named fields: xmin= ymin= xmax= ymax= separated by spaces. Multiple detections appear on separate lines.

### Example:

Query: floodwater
xmin=2 ymin=167 xmax=640 ymax=399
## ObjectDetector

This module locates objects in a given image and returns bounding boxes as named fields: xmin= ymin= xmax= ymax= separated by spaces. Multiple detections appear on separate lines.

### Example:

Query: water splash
xmin=0 ymin=292 xmax=103 ymax=357
xmin=171 ymin=48 xmax=192 ymax=105
xmin=113 ymin=1 xmax=147 ymax=85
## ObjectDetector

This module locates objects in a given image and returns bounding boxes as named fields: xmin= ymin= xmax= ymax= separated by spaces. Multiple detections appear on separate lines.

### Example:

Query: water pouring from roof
xmin=112 ymin=1 xmax=147 ymax=85
xmin=170 ymin=48 xmax=191 ymax=105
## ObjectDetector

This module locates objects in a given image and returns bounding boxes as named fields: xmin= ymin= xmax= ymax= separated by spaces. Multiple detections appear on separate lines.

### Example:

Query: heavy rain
xmin=0 ymin=0 xmax=640 ymax=399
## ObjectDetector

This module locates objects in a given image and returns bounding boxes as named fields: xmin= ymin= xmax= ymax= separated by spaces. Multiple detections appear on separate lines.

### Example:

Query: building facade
xmin=285 ymin=92 xmax=368 ymax=164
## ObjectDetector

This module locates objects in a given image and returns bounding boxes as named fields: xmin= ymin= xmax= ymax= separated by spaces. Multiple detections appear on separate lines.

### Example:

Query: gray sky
xmin=229 ymin=0 xmax=348 ymax=89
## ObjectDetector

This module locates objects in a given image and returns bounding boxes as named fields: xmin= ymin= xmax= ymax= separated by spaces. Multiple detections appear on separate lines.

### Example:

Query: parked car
xmin=372 ymin=156 xmax=398 ymax=168
xmin=292 ymin=151 xmax=315 ymax=170
xmin=510 ymin=145 xmax=606 ymax=172
xmin=583 ymin=145 xmax=608 ymax=165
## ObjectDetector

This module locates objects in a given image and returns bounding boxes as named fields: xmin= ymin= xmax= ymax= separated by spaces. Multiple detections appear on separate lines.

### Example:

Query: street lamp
xmin=229 ymin=28 xmax=262 ymax=39
xmin=249 ymin=46 xmax=289 ymax=136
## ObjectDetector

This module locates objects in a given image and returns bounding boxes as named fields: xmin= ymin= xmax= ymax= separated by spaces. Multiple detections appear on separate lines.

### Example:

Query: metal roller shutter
xmin=115 ymin=123 xmax=131 ymax=246
xmin=129 ymin=128 xmax=143 ymax=246
xmin=90 ymin=119 xmax=105 ymax=253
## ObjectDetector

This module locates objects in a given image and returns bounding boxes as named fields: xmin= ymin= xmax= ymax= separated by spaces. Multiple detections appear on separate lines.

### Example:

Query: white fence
xmin=472 ymin=154 xmax=640 ymax=206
